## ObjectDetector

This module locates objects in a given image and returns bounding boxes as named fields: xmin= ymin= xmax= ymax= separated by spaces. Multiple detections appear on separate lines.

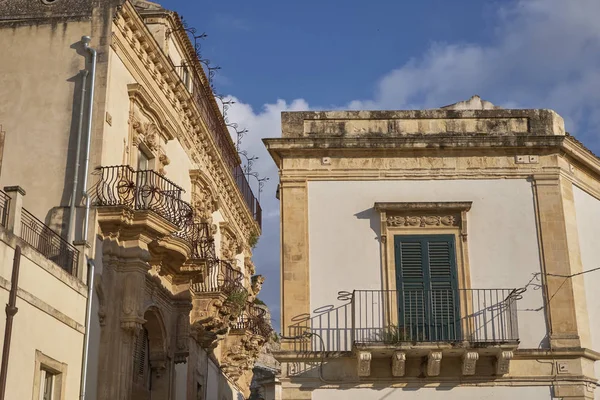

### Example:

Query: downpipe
xmin=79 ymin=35 xmax=97 ymax=400
xmin=67 ymin=69 xmax=89 ymax=243
xmin=0 ymin=246 xmax=22 ymax=400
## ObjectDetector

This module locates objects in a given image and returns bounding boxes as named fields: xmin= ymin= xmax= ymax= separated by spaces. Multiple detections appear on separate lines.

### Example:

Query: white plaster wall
xmin=572 ymin=185 xmax=600 ymax=399
xmin=312 ymin=386 xmax=553 ymax=400
xmin=308 ymin=179 xmax=546 ymax=349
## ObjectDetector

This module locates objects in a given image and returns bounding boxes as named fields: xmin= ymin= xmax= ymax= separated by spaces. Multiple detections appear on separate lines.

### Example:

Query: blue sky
xmin=160 ymin=0 xmax=600 ymax=330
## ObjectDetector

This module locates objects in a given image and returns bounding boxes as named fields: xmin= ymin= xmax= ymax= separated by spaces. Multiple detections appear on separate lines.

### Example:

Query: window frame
xmin=32 ymin=351 xmax=67 ymax=400
xmin=375 ymin=202 xmax=473 ymax=339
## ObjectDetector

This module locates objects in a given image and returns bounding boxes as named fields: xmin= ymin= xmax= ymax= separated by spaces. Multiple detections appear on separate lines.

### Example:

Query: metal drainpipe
xmin=67 ymin=69 xmax=89 ymax=243
xmin=79 ymin=35 xmax=96 ymax=400
xmin=0 ymin=246 xmax=22 ymax=400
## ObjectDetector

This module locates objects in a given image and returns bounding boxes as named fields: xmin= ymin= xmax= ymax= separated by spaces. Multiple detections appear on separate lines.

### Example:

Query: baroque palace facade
xmin=265 ymin=97 xmax=600 ymax=399
xmin=0 ymin=0 xmax=271 ymax=399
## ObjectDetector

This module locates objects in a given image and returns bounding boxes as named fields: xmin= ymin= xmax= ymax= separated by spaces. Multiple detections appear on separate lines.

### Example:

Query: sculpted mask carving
xmin=144 ymin=123 xmax=160 ymax=151
xmin=251 ymin=275 xmax=264 ymax=297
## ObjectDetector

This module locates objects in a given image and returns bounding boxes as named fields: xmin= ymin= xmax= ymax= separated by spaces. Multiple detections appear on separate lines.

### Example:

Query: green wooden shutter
xmin=394 ymin=235 xmax=460 ymax=341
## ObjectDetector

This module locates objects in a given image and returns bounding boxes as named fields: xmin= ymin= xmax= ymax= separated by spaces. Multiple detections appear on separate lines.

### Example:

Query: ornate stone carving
xmin=462 ymin=351 xmax=479 ymax=376
xmin=387 ymin=215 xmax=457 ymax=227
xmin=495 ymin=351 xmax=513 ymax=375
xmin=190 ymin=293 xmax=231 ymax=350
xmin=357 ymin=351 xmax=372 ymax=377
xmin=244 ymin=256 xmax=256 ymax=276
xmin=144 ymin=122 xmax=160 ymax=151
xmin=391 ymin=351 xmax=406 ymax=377
xmin=174 ymin=313 xmax=190 ymax=364
xmin=221 ymin=228 xmax=241 ymax=260
xmin=193 ymin=187 xmax=218 ymax=224
xmin=121 ymin=273 xmax=145 ymax=334
xmin=95 ymin=279 xmax=106 ymax=327
xmin=221 ymin=331 xmax=267 ymax=382
xmin=158 ymin=152 xmax=170 ymax=175
xmin=427 ymin=351 xmax=443 ymax=376
xmin=251 ymin=275 xmax=264 ymax=296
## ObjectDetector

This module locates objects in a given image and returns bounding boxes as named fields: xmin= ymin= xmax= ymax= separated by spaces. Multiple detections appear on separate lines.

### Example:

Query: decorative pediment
xmin=127 ymin=83 xmax=175 ymax=141
xmin=375 ymin=202 xmax=472 ymax=241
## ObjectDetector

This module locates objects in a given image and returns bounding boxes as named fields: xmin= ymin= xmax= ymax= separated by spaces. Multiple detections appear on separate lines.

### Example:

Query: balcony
xmin=190 ymin=259 xmax=247 ymax=349
xmin=191 ymin=259 xmax=244 ymax=297
xmin=232 ymin=303 xmax=273 ymax=338
xmin=283 ymin=288 xmax=521 ymax=377
xmin=174 ymin=63 xmax=262 ymax=228
xmin=93 ymin=165 xmax=193 ymax=231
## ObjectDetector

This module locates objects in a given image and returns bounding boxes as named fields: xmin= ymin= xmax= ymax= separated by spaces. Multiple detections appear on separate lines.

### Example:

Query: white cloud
xmin=221 ymin=0 xmax=600 ymax=329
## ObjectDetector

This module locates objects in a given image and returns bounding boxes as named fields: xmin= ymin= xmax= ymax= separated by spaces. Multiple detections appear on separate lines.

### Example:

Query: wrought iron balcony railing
xmin=93 ymin=165 xmax=193 ymax=229
xmin=0 ymin=189 xmax=9 ymax=227
xmin=233 ymin=166 xmax=262 ymax=229
xmin=232 ymin=303 xmax=272 ymax=337
xmin=174 ymin=63 xmax=262 ymax=229
xmin=191 ymin=259 xmax=243 ymax=296
xmin=20 ymin=208 xmax=79 ymax=275
xmin=288 ymin=288 xmax=521 ymax=353
xmin=173 ymin=221 xmax=216 ymax=260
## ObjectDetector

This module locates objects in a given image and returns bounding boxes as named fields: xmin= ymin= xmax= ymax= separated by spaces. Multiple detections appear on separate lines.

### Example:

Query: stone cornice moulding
xmin=113 ymin=3 xmax=260 ymax=239
xmin=374 ymin=202 xmax=472 ymax=213
xmin=375 ymin=201 xmax=472 ymax=242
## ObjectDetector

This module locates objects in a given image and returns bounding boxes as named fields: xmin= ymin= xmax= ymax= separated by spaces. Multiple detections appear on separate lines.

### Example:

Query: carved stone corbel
xmin=462 ymin=351 xmax=479 ymax=376
xmin=357 ymin=351 xmax=372 ymax=377
xmin=495 ymin=351 xmax=513 ymax=375
xmin=391 ymin=351 xmax=406 ymax=377
xmin=427 ymin=351 xmax=442 ymax=376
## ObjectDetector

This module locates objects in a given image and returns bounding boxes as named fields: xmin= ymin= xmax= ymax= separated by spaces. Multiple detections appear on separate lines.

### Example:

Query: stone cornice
xmin=374 ymin=202 xmax=472 ymax=213
xmin=113 ymin=2 xmax=260 ymax=239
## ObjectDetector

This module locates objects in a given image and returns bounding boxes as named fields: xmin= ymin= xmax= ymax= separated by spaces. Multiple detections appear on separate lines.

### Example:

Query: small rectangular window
xmin=40 ymin=369 xmax=55 ymax=400
xmin=33 ymin=351 xmax=66 ymax=400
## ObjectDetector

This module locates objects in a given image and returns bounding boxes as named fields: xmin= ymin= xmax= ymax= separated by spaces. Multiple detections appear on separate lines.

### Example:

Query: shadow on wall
xmin=354 ymin=207 xmax=380 ymax=241
xmin=48 ymin=38 xmax=90 ymax=237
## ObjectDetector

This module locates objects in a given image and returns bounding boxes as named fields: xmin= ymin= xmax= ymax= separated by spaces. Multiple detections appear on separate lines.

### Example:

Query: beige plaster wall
xmin=102 ymin=48 xmax=135 ymax=167
xmin=0 ymin=237 xmax=86 ymax=399
xmin=312 ymin=386 xmax=553 ymax=400
xmin=0 ymin=21 xmax=91 ymax=221
xmin=572 ymin=185 xmax=600 ymax=399
xmin=307 ymin=179 xmax=546 ymax=349
xmin=164 ymin=139 xmax=193 ymax=202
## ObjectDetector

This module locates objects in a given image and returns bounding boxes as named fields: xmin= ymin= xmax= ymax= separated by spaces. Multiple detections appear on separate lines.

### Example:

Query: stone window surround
xmin=31 ymin=350 xmax=67 ymax=400
xmin=374 ymin=201 xmax=473 ymax=327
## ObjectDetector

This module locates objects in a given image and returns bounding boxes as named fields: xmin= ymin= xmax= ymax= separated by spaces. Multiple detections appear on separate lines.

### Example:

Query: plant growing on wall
xmin=248 ymin=233 xmax=259 ymax=249
xmin=377 ymin=324 xmax=426 ymax=344
xmin=224 ymin=289 xmax=248 ymax=318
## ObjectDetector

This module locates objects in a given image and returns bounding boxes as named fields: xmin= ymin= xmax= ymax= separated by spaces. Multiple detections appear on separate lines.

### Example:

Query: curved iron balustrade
xmin=232 ymin=303 xmax=272 ymax=337
xmin=191 ymin=258 xmax=244 ymax=295
xmin=173 ymin=221 xmax=216 ymax=260
xmin=93 ymin=165 xmax=193 ymax=229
